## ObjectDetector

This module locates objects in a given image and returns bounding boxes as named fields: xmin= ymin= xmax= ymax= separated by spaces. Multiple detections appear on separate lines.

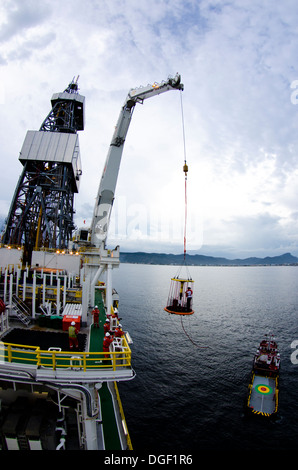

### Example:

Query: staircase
xmin=11 ymin=294 xmax=31 ymax=326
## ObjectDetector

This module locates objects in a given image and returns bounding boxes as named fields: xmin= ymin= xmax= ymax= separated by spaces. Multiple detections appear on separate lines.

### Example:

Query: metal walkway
xmin=90 ymin=291 xmax=124 ymax=450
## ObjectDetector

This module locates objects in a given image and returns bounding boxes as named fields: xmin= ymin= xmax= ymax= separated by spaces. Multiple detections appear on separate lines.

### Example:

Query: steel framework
xmin=2 ymin=78 xmax=84 ymax=265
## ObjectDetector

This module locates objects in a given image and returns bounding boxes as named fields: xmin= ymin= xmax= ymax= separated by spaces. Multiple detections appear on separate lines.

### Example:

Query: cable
xmin=184 ymin=174 xmax=187 ymax=260
xmin=180 ymin=91 xmax=188 ymax=261
xmin=180 ymin=316 xmax=209 ymax=349
xmin=180 ymin=90 xmax=187 ymax=165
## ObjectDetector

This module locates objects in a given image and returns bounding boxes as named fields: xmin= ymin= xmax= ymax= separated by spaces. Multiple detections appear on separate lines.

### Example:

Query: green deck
xmin=90 ymin=290 xmax=123 ymax=450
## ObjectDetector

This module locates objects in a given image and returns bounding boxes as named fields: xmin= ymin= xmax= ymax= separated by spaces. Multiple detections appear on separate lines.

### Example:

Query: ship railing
xmin=0 ymin=341 xmax=132 ymax=372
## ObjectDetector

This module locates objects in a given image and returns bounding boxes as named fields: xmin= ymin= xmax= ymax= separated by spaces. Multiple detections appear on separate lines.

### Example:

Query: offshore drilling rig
xmin=2 ymin=77 xmax=84 ymax=266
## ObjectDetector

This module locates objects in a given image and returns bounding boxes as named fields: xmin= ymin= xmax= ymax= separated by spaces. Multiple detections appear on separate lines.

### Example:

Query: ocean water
xmin=114 ymin=264 xmax=298 ymax=452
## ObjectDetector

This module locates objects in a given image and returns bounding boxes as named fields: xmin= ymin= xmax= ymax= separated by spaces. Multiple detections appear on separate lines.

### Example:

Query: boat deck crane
xmin=87 ymin=73 xmax=184 ymax=249
xmin=76 ymin=74 xmax=184 ymax=313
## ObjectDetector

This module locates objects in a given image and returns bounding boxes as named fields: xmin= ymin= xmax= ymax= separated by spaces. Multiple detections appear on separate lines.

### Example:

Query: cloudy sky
xmin=1 ymin=0 xmax=298 ymax=258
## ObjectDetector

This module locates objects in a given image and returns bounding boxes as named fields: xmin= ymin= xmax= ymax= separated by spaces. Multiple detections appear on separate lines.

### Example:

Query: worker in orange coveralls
xmin=114 ymin=324 xmax=124 ymax=338
xmin=68 ymin=321 xmax=79 ymax=350
xmin=91 ymin=305 xmax=100 ymax=328
xmin=103 ymin=318 xmax=110 ymax=334
xmin=103 ymin=332 xmax=113 ymax=358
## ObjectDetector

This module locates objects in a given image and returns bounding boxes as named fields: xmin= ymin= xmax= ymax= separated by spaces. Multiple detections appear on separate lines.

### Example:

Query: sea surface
xmin=115 ymin=264 xmax=298 ymax=452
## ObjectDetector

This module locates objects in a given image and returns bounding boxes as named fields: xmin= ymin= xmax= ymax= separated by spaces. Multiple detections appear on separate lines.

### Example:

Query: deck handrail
xmin=0 ymin=340 xmax=131 ymax=372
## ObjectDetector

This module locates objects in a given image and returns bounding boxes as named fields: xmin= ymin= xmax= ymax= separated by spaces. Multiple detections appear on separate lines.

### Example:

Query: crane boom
xmin=89 ymin=73 xmax=183 ymax=247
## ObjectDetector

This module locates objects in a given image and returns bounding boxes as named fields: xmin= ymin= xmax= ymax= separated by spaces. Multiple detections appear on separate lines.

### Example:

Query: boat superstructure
xmin=247 ymin=333 xmax=280 ymax=418
xmin=0 ymin=74 xmax=183 ymax=450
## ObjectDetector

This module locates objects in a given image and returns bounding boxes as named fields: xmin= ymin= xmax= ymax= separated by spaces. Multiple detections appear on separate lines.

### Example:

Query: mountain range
xmin=119 ymin=251 xmax=298 ymax=266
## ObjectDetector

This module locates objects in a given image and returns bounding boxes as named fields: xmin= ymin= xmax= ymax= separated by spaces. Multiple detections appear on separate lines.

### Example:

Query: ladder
xmin=11 ymin=294 xmax=31 ymax=326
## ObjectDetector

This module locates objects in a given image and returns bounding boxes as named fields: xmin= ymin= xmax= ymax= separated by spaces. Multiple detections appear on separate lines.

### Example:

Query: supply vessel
xmin=0 ymin=74 xmax=183 ymax=450
xmin=246 ymin=333 xmax=280 ymax=417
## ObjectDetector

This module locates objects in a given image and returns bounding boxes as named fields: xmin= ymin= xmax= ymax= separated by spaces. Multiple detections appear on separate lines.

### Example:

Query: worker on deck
xmin=103 ymin=318 xmax=110 ymax=334
xmin=68 ymin=321 xmax=79 ymax=350
xmin=91 ymin=305 xmax=100 ymax=328
xmin=103 ymin=332 xmax=113 ymax=358
xmin=113 ymin=307 xmax=122 ymax=319
xmin=114 ymin=323 xmax=124 ymax=338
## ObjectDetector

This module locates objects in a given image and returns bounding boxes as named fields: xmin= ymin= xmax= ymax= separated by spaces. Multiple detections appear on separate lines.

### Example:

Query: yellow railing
xmin=0 ymin=341 xmax=131 ymax=372
xmin=114 ymin=382 xmax=133 ymax=450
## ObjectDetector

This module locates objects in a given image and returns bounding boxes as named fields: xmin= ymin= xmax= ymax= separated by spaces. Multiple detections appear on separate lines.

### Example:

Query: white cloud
xmin=1 ymin=0 xmax=298 ymax=258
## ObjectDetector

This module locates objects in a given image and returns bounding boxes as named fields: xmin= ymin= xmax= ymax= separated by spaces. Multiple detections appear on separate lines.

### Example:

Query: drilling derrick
xmin=2 ymin=77 xmax=84 ymax=265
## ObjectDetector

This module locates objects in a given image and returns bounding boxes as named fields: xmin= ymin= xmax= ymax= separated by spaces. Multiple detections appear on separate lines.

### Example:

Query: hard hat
xmin=71 ymin=321 xmax=75 ymax=326
xmin=106 ymin=332 xmax=110 ymax=336
xmin=106 ymin=318 xmax=110 ymax=322
xmin=119 ymin=324 xmax=122 ymax=328
xmin=95 ymin=305 xmax=98 ymax=308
